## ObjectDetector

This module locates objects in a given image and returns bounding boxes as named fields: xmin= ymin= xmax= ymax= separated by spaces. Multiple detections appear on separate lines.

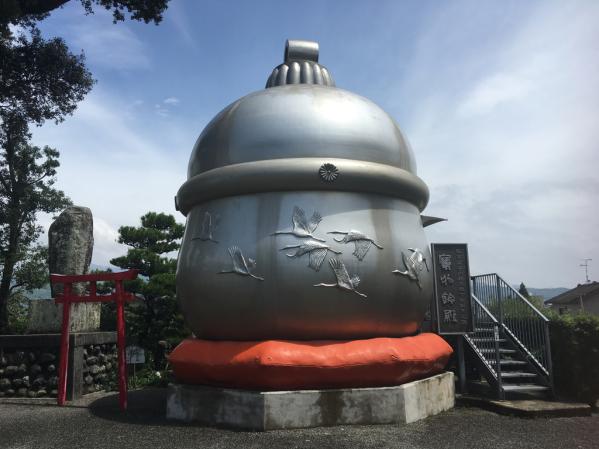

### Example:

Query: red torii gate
xmin=50 ymin=269 xmax=139 ymax=410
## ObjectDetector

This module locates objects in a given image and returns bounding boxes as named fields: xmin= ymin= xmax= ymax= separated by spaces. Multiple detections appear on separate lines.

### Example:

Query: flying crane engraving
xmin=272 ymin=206 xmax=325 ymax=242
xmin=219 ymin=246 xmax=264 ymax=281
xmin=392 ymin=248 xmax=429 ymax=289
xmin=314 ymin=258 xmax=367 ymax=298
xmin=280 ymin=240 xmax=342 ymax=271
xmin=192 ymin=211 xmax=219 ymax=243
xmin=327 ymin=230 xmax=383 ymax=261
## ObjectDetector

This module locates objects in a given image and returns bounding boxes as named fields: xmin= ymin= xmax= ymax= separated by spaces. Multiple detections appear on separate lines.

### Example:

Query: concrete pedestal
xmin=166 ymin=371 xmax=454 ymax=430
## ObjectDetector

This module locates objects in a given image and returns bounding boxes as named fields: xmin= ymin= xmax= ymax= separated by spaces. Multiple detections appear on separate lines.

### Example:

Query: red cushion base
xmin=169 ymin=333 xmax=453 ymax=390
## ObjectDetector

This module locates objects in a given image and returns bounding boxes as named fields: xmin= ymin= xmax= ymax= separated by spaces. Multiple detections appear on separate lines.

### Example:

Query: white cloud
xmin=456 ymin=73 xmax=532 ymax=118
xmin=401 ymin=0 xmax=599 ymax=287
xmin=165 ymin=1 xmax=195 ymax=46
xmin=27 ymin=0 xmax=598 ymax=288
xmin=155 ymin=103 xmax=170 ymax=117
xmin=93 ymin=217 xmax=124 ymax=267
xmin=30 ymin=88 xmax=195 ymax=266
xmin=163 ymin=97 xmax=180 ymax=105
xmin=57 ymin=6 xmax=150 ymax=71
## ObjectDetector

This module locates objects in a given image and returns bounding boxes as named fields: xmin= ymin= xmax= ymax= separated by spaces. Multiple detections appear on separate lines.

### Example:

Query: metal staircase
xmin=463 ymin=273 xmax=554 ymax=399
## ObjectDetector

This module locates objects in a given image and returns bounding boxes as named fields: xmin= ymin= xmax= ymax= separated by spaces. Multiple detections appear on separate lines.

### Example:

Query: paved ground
xmin=1 ymin=389 xmax=598 ymax=449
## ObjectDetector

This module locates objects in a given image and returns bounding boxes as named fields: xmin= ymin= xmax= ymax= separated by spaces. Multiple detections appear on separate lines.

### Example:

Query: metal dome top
xmin=265 ymin=40 xmax=335 ymax=88
xmin=176 ymin=40 xmax=429 ymax=216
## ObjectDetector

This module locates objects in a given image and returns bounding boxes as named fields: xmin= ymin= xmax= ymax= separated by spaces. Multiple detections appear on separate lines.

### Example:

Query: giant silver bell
xmin=175 ymin=40 xmax=433 ymax=340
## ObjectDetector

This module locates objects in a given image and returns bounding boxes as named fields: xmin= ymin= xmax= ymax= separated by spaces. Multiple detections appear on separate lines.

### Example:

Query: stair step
xmin=470 ymin=338 xmax=507 ymax=344
xmin=480 ymin=348 xmax=517 ymax=355
xmin=501 ymin=372 xmax=537 ymax=378
xmin=502 ymin=384 xmax=549 ymax=392
xmin=499 ymin=359 xmax=527 ymax=366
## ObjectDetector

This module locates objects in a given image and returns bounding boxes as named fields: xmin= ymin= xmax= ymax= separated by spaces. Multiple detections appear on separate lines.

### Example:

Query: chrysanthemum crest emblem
xmin=319 ymin=163 xmax=339 ymax=182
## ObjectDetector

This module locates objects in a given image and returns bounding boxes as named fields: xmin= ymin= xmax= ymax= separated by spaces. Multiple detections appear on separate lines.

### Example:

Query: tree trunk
xmin=0 ymin=228 xmax=18 ymax=334
xmin=0 ymin=212 xmax=20 ymax=333
xmin=0 ymin=259 xmax=14 ymax=333
xmin=0 ymin=142 xmax=22 ymax=334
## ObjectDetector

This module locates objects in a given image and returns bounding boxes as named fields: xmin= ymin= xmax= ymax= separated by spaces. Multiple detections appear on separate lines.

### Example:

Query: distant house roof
xmin=546 ymin=282 xmax=599 ymax=305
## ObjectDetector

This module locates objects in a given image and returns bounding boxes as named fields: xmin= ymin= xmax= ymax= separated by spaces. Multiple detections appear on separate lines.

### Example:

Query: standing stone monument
xmin=27 ymin=206 xmax=100 ymax=333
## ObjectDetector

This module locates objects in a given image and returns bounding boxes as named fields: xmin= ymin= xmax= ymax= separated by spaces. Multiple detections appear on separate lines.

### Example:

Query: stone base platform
xmin=166 ymin=371 xmax=454 ymax=430
xmin=458 ymin=395 xmax=592 ymax=418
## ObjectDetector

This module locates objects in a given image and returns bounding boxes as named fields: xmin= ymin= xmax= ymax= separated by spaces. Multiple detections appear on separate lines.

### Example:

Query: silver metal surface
xmin=272 ymin=206 xmax=324 ymax=241
xmin=280 ymin=239 xmax=341 ymax=272
xmin=185 ymin=86 xmax=418 ymax=180
xmin=393 ymin=248 xmax=429 ymax=289
xmin=328 ymin=230 xmax=383 ymax=261
xmin=314 ymin=258 xmax=368 ymax=299
xmin=219 ymin=246 xmax=264 ymax=281
xmin=421 ymin=215 xmax=447 ymax=227
xmin=285 ymin=39 xmax=319 ymax=63
xmin=177 ymin=191 xmax=432 ymax=340
xmin=191 ymin=212 xmax=219 ymax=243
xmin=177 ymin=157 xmax=429 ymax=215
xmin=266 ymin=40 xmax=334 ymax=88
xmin=319 ymin=163 xmax=339 ymax=182
xmin=176 ymin=40 xmax=435 ymax=340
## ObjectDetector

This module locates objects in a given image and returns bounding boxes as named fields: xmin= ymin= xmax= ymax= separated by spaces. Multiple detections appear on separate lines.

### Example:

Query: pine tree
xmin=110 ymin=212 xmax=187 ymax=369
xmin=518 ymin=282 xmax=530 ymax=299
xmin=0 ymin=0 xmax=170 ymax=332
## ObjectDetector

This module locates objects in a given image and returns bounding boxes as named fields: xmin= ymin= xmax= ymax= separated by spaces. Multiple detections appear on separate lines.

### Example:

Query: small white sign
xmin=126 ymin=345 xmax=145 ymax=364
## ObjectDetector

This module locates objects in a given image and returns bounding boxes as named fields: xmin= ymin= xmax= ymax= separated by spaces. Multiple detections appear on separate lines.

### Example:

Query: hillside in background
xmin=21 ymin=264 xmax=113 ymax=300
xmin=25 ymin=287 xmax=52 ymax=300
xmin=513 ymin=286 xmax=569 ymax=301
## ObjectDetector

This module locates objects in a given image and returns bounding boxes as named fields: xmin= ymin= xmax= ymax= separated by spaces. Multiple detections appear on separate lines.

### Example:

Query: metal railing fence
xmin=471 ymin=273 xmax=553 ymax=384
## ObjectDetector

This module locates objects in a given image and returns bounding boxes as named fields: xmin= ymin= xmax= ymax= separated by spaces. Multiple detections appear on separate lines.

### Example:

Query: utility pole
xmin=580 ymin=259 xmax=592 ymax=284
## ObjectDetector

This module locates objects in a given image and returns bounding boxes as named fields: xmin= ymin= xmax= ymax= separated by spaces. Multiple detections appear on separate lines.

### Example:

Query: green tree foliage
xmin=518 ymin=282 xmax=530 ymax=298
xmin=0 ymin=140 xmax=73 ymax=331
xmin=5 ymin=245 xmax=50 ymax=333
xmin=110 ymin=212 xmax=187 ymax=369
xmin=0 ymin=1 xmax=170 ymax=333
xmin=0 ymin=0 xmax=170 ymax=35
xmin=527 ymin=295 xmax=546 ymax=311
xmin=550 ymin=313 xmax=599 ymax=405
xmin=0 ymin=25 xmax=93 ymax=333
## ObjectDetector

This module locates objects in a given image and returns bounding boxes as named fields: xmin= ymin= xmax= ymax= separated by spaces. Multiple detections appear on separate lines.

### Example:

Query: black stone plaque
xmin=431 ymin=243 xmax=473 ymax=335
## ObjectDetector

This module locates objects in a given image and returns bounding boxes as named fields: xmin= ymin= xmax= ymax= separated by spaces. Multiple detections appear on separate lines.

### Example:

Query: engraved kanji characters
xmin=441 ymin=292 xmax=456 ymax=305
xmin=443 ymin=309 xmax=457 ymax=323
xmin=439 ymin=253 xmax=452 ymax=271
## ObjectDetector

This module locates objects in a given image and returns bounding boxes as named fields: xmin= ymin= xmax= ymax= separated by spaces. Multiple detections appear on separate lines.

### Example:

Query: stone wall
xmin=81 ymin=343 xmax=118 ymax=395
xmin=0 ymin=350 xmax=58 ymax=398
xmin=0 ymin=332 xmax=117 ymax=400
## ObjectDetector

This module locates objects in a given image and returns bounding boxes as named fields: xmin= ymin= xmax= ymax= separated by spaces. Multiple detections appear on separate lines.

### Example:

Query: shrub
xmin=549 ymin=313 xmax=599 ymax=405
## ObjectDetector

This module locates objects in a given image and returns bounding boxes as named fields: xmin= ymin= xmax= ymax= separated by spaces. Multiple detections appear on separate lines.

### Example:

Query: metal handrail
xmin=466 ymin=294 xmax=504 ymax=397
xmin=473 ymin=273 xmax=547 ymax=319
xmin=473 ymin=272 xmax=550 ymax=321
xmin=471 ymin=273 xmax=553 ymax=389
xmin=471 ymin=294 xmax=499 ymax=324
xmin=513 ymin=292 xmax=550 ymax=322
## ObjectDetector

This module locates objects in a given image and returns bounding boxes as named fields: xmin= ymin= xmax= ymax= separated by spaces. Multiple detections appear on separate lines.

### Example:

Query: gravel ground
xmin=1 ymin=389 xmax=597 ymax=449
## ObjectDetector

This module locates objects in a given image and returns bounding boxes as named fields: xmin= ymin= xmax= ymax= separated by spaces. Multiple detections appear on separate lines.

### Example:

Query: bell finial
xmin=266 ymin=39 xmax=334 ymax=88
xmin=285 ymin=40 xmax=319 ymax=63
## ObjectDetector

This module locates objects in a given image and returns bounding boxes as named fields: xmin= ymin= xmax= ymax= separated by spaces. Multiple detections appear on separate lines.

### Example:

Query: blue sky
xmin=31 ymin=0 xmax=598 ymax=287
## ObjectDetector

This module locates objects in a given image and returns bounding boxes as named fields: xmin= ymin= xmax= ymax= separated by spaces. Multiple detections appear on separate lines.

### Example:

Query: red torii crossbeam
xmin=50 ymin=270 xmax=138 ymax=410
